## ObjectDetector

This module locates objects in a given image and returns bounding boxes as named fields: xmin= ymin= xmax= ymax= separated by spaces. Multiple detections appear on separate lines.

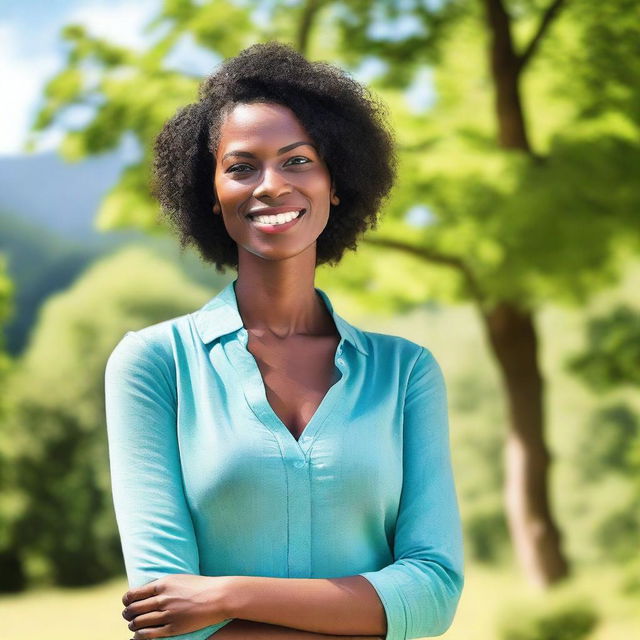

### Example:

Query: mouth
xmin=245 ymin=208 xmax=307 ymax=225
xmin=245 ymin=208 xmax=307 ymax=234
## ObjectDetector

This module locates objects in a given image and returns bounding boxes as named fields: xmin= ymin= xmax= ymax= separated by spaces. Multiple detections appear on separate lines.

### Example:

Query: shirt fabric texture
xmin=104 ymin=278 xmax=465 ymax=640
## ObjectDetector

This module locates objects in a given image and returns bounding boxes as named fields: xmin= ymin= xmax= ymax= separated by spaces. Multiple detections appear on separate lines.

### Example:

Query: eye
xmin=286 ymin=156 xmax=311 ymax=166
xmin=227 ymin=163 xmax=253 ymax=173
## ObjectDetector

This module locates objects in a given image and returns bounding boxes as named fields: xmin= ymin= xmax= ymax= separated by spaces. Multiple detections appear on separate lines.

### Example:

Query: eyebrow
xmin=221 ymin=141 xmax=317 ymax=162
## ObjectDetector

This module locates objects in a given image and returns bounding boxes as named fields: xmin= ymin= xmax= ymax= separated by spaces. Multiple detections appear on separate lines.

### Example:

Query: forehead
xmin=217 ymin=102 xmax=312 ymax=150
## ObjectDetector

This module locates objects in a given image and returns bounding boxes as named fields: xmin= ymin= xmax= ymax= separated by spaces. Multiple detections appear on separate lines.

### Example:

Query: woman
xmin=105 ymin=41 xmax=464 ymax=640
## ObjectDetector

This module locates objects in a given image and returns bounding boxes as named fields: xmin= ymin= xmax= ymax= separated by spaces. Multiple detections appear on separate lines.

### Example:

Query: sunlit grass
xmin=1 ymin=562 xmax=638 ymax=640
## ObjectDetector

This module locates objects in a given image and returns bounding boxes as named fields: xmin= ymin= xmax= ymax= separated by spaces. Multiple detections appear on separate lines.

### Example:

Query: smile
xmin=247 ymin=209 xmax=306 ymax=233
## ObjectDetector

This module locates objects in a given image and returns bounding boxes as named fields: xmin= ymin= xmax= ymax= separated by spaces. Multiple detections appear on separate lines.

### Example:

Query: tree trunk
xmin=482 ymin=302 xmax=569 ymax=586
xmin=484 ymin=0 xmax=531 ymax=149
xmin=296 ymin=0 xmax=324 ymax=56
xmin=482 ymin=0 xmax=570 ymax=586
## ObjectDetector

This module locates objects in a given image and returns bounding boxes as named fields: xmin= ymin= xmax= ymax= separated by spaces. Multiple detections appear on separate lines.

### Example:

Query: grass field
xmin=1 ymin=561 xmax=637 ymax=639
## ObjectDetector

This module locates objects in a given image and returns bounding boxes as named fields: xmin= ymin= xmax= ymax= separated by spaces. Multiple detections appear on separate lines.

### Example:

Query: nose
xmin=252 ymin=165 xmax=292 ymax=201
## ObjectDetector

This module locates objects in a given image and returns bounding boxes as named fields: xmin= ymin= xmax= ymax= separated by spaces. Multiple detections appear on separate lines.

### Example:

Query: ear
xmin=330 ymin=183 xmax=340 ymax=206
xmin=212 ymin=186 xmax=221 ymax=215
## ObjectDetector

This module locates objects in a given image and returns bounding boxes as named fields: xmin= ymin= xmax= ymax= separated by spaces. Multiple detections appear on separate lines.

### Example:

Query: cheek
xmin=215 ymin=177 xmax=250 ymax=207
xmin=298 ymin=172 xmax=332 ymax=200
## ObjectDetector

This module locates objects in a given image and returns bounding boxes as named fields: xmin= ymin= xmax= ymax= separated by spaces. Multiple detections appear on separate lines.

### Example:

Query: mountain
xmin=0 ymin=149 xmax=135 ymax=243
xmin=0 ymin=150 xmax=230 ymax=355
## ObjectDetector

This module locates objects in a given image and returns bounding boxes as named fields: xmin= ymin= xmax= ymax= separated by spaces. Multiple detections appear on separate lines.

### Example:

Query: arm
xmin=357 ymin=347 xmax=465 ymax=639
xmin=105 ymin=331 xmax=233 ymax=639
xmin=215 ymin=620 xmax=382 ymax=639
xmin=222 ymin=574 xmax=386 ymax=636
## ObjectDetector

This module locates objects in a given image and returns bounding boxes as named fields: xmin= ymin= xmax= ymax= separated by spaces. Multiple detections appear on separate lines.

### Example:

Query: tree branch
xmin=517 ymin=0 xmax=567 ymax=72
xmin=296 ymin=0 xmax=324 ymax=55
xmin=361 ymin=236 xmax=486 ymax=307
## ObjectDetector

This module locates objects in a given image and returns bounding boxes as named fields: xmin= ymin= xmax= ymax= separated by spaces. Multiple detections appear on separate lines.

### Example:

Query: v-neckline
xmin=230 ymin=326 xmax=347 ymax=458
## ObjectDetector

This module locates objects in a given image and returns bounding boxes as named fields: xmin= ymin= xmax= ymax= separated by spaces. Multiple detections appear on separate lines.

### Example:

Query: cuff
xmin=358 ymin=571 xmax=408 ymax=640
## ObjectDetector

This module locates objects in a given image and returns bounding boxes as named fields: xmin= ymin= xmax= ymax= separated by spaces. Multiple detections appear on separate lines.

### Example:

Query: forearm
xmin=213 ymin=619 xmax=382 ymax=639
xmin=223 ymin=575 xmax=386 ymax=637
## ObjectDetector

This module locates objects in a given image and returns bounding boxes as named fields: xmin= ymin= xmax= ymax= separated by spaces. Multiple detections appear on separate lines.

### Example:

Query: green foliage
xmin=30 ymin=0 xmax=640 ymax=314
xmin=566 ymin=306 xmax=640 ymax=390
xmin=0 ymin=258 xmax=19 ymax=592
xmin=497 ymin=596 xmax=599 ymax=640
xmin=0 ymin=210 xmax=100 ymax=355
xmin=551 ymin=0 xmax=640 ymax=127
xmin=328 ymin=0 xmax=467 ymax=83
xmin=0 ymin=246 xmax=212 ymax=588
xmin=563 ymin=305 xmax=640 ymax=562
xmin=576 ymin=404 xmax=639 ymax=478
xmin=570 ymin=403 xmax=640 ymax=563
xmin=464 ymin=506 xmax=510 ymax=565
xmin=593 ymin=501 xmax=640 ymax=564
xmin=0 ymin=255 xmax=13 ymax=379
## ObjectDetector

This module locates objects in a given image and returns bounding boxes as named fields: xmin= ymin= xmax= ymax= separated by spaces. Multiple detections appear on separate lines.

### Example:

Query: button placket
xmin=287 ymin=451 xmax=311 ymax=576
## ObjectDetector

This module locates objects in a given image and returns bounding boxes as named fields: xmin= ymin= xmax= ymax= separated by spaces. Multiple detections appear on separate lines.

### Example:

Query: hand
xmin=121 ymin=573 xmax=231 ymax=639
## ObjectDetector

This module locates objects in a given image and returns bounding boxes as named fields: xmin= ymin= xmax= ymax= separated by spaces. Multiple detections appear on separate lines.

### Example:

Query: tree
xmin=0 ymin=257 xmax=19 ymax=591
xmin=565 ymin=306 xmax=640 ymax=562
xmin=31 ymin=0 xmax=640 ymax=587
xmin=1 ymin=245 xmax=211 ymax=588
xmin=0 ymin=256 xmax=13 ymax=394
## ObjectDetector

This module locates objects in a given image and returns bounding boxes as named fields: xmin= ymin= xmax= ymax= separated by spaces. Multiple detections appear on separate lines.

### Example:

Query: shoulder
xmin=105 ymin=313 xmax=192 ymax=381
xmin=360 ymin=329 xmax=444 ymax=396
xmin=361 ymin=329 xmax=437 ymax=368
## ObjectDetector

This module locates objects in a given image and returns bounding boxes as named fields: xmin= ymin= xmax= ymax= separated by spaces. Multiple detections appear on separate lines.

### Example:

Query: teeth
xmin=251 ymin=210 xmax=302 ymax=225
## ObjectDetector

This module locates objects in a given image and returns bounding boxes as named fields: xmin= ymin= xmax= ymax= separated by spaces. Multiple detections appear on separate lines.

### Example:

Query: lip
xmin=247 ymin=209 xmax=306 ymax=234
xmin=245 ymin=206 xmax=306 ymax=218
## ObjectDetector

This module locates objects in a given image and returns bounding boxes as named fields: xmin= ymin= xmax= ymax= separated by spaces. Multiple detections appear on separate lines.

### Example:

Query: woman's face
xmin=212 ymin=101 xmax=339 ymax=263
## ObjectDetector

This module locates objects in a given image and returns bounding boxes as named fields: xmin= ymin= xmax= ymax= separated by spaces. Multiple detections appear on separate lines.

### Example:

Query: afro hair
xmin=152 ymin=40 xmax=397 ymax=273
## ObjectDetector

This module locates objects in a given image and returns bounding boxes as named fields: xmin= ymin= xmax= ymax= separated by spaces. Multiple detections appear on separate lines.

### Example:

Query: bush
xmin=497 ymin=597 xmax=599 ymax=640
xmin=464 ymin=506 xmax=510 ymax=564
xmin=1 ymin=245 xmax=212 ymax=589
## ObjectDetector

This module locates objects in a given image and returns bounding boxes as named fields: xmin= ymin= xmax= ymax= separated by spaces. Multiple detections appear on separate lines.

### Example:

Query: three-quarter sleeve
xmin=105 ymin=331 xmax=233 ymax=639
xmin=358 ymin=347 xmax=464 ymax=639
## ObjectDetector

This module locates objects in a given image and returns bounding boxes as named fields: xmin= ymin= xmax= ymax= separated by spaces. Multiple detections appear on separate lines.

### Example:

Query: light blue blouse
xmin=104 ymin=278 xmax=464 ymax=640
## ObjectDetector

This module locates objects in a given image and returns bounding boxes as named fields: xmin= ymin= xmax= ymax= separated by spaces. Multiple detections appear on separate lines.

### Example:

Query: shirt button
xmin=337 ymin=358 xmax=345 ymax=365
xmin=294 ymin=460 xmax=306 ymax=469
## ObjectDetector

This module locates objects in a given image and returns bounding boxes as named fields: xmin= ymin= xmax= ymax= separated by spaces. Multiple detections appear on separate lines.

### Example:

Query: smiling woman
xmin=150 ymin=41 xmax=396 ymax=272
xmin=105 ymin=40 xmax=464 ymax=640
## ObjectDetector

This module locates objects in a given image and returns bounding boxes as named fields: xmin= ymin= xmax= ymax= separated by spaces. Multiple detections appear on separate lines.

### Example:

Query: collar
xmin=192 ymin=278 xmax=369 ymax=355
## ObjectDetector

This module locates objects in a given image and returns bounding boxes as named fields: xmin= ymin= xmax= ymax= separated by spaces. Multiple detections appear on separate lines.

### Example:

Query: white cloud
xmin=66 ymin=0 xmax=158 ymax=50
xmin=0 ymin=0 xmax=159 ymax=155
xmin=0 ymin=24 xmax=60 ymax=154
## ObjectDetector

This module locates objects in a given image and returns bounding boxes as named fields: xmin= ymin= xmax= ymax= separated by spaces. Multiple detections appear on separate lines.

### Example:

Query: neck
xmin=233 ymin=250 xmax=335 ymax=339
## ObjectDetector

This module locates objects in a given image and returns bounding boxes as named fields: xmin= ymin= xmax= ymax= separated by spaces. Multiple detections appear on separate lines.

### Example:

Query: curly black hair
xmin=152 ymin=40 xmax=397 ymax=273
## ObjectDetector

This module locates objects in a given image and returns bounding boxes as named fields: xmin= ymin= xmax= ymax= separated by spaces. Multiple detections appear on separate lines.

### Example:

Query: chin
xmin=239 ymin=242 xmax=318 ymax=263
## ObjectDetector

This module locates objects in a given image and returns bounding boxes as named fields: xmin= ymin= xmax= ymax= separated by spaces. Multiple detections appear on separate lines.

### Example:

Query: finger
xmin=132 ymin=624 xmax=172 ymax=640
xmin=128 ymin=610 xmax=169 ymax=633
xmin=122 ymin=580 xmax=160 ymax=606
xmin=123 ymin=596 xmax=163 ymax=621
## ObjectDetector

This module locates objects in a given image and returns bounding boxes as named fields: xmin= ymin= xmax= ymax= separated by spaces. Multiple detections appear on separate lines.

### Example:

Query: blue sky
xmin=1 ymin=0 xmax=162 ymax=155
xmin=0 ymin=0 xmax=435 ymax=156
